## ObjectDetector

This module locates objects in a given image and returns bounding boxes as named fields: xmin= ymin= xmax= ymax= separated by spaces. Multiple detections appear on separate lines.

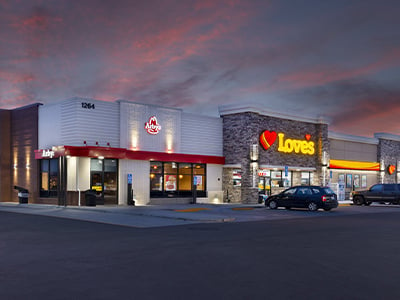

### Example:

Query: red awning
xmin=35 ymin=146 xmax=225 ymax=165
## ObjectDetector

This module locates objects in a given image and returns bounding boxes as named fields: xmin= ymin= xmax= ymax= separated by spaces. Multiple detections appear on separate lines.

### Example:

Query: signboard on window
xmin=194 ymin=175 xmax=202 ymax=186
xmin=165 ymin=175 xmax=177 ymax=191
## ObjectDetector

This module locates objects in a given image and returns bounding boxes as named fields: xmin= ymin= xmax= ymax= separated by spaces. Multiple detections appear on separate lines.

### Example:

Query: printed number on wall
xmin=81 ymin=102 xmax=95 ymax=109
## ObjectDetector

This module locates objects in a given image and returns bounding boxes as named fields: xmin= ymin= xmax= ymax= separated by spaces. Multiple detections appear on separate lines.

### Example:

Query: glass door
xmin=90 ymin=158 xmax=118 ymax=205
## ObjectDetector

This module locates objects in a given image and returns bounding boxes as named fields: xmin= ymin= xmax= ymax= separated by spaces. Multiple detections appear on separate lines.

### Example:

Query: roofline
xmin=218 ymin=104 xmax=329 ymax=124
xmin=328 ymin=131 xmax=379 ymax=145
xmin=374 ymin=132 xmax=400 ymax=142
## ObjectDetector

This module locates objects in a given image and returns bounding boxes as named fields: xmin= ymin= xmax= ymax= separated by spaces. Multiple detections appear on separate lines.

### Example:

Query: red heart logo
xmin=305 ymin=134 xmax=311 ymax=141
xmin=260 ymin=130 xmax=277 ymax=150
xmin=388 ymin=165 xmax=396 ymax=175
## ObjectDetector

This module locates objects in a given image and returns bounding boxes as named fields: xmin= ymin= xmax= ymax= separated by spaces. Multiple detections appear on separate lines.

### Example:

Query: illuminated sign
xmin=388 ymin=165 xmax=396 ymax=175
xmin=259 ymin=131 xmax=315 ymax=155
xmin=278 ymin=133 xmax=315 ymax=155
xmin=145 ymin=116 xmax=162 ymax=135
xmin=42 ymin=149 xmax=55 ymax=158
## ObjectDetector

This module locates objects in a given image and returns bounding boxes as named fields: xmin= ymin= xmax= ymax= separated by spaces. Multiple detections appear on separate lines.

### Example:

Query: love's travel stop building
xmin=219 ymin=105 xmax=329 ymax=203
xmin=0 ymin=99 xmax=399 ymax=205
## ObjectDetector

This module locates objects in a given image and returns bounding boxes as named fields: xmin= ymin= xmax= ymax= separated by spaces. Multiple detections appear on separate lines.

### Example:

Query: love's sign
xmin=388 ymin=165 xmax=396 ymax=175
xmin=259 ymin=131 xmax=315 ymax=155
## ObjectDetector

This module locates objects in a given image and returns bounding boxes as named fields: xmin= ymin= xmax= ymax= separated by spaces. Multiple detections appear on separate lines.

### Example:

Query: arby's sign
xmin=145 ymin=116 xmax=162 ymax=135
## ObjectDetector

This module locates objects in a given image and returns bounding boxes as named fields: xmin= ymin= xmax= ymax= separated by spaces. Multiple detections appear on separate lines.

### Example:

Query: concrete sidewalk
xmin=0 ymin=201 xmax=353 ymax=228
xmin=0 ymin=202 xmax=245 ymax=228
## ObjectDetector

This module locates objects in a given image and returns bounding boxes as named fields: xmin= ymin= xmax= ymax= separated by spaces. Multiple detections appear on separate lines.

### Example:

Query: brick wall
xmin=222 ymin=112 xmax=328 ymax=203
xmin=378 ymin=139 xmax=400 ymax=184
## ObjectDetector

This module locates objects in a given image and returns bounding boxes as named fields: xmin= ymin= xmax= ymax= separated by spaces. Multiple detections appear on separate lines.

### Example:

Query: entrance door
xmin=90 ymin=158 xmax=118 ymax=205
xmin=258 ymin=176 xmax=271 ymax=196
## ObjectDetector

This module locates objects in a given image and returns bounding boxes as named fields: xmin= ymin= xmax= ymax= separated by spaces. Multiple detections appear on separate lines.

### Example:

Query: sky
xmin=0 ymin=0 xmax=399 ymax=137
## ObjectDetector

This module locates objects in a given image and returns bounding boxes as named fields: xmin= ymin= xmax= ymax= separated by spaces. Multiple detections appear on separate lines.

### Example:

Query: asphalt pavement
xmin=0 ymin=201 xmax=353 ymax=228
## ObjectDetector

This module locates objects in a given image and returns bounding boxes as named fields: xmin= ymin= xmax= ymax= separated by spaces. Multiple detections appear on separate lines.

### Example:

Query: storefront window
xmin=271 ymin=171 xmax=282 ymax=187
xmin=270 ymin=170 xmax=292 ymax=189
xmin=150 ymin=162 xmax=206 ymax=197
xmin=193 ymin=164 xmax=205 ymax=192
xmin=40 ymin=159 xmax=58 ymax=197
xmin=150 ymin=162 xmax=163 ymax=192
xmin=179 ymin=163 xmax=192 ymax=191
xmin=301 ymin=172 xmax=312 ymax=185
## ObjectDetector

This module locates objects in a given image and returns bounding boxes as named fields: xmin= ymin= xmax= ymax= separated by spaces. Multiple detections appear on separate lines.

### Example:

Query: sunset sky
xmin=1 ymin=0 xmax=399 ymax=137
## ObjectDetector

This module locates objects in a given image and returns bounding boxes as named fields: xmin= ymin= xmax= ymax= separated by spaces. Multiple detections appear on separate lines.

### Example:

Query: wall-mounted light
xmin=98 ymin=156 xmax=104 ymax=160
xmin=322 ymin=151 xmax=329 ymax=167
xmin=250 ymin=144 xmax=259 ymax=162
xmin=166 ymin=134 xmax=173 ymax=153
xmin=380 ymin=159 xmax=385 ymax=183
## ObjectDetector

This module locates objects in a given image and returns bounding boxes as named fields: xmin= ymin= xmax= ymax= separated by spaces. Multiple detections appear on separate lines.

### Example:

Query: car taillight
xmin=322 ymin=195 xmax=327 ymax=202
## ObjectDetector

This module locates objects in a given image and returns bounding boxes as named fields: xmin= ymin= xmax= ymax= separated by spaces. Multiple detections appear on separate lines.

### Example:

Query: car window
xmin=311 ymin=188 xmax=320 ymax=194
xmin=384 ymin=184 xmax=396 ymax=192
xmin=282 ymin=188 xmax=296 ymax=196
xmin=296 ymin=187 xmax=312 ymax=195
xmin=370 ymin=184 xmax=383 ymax=192
xmin=322 ymin=187 xmax=334 ymax=194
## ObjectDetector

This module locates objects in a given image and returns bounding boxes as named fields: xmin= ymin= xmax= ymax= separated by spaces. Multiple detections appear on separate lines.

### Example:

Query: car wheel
xmin=353 ymin=196 xmax=364 ymax=206
xmin=308 ymin=202 xmax=318 ymax=211
xmin=268 ymin=200 xmax=278 ymax=209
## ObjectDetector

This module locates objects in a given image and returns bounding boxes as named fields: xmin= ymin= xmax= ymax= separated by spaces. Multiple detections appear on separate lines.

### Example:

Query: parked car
xmin=265 ymin=186 xmax=338 ymax=211
xmin=352 ymin=184 xmax=400 ymax=205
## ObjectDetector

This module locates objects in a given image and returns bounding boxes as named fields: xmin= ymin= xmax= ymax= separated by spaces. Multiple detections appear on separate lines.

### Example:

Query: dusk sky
xmin=1 ymin=0 xmax=399 ymax=137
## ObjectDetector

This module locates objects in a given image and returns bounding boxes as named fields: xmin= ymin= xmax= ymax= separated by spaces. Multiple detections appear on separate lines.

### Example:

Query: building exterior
xmin=9 ymin=98 xmax=225 ymax=205
xmin=328 ymin=132 xmax=380 ymax=200
xmin=219 ymin=104 xmax=400 ymax=204
xmin=219 ymin=105 xmax=329 ymax=204
xmin=1 ymin=99 xmax=399 ymax=205
xmin=328 ymin=132 xmax=400 ymax=200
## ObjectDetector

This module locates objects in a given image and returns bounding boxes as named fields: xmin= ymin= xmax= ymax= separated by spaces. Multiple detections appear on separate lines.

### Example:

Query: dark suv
xmin=265 ymin=186 xmax=338 ymax=211
xmin=352 ymin=184 xmax=400 ymax=205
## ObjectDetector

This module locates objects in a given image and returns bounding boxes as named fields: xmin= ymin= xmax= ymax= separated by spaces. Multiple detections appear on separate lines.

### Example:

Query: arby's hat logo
xmin=145 ymin=116 xmax=162 ymax=135
xmin=260 ymin=130 xmax=277 ymax=150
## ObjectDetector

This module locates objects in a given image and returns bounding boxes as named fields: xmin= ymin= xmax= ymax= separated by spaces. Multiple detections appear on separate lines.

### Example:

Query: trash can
xmin=85 ymin=189 xmax=97 ymax=206
xmin=14 ymin=186 xmax=28 ymax=204
xmin=18 ymin=191 xmax=29 ymax=204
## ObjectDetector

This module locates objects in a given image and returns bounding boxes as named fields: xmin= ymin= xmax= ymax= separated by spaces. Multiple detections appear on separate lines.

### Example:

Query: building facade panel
xmin=181 ymin=113 xmax=223 ymax=156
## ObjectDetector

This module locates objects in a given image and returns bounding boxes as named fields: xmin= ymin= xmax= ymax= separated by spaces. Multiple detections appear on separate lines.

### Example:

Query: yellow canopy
xmin=330 ymin=159 xmax=380 ymax=171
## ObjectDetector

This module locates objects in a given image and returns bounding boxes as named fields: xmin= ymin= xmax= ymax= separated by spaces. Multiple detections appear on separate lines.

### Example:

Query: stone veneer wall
xmin=222 ymin=112 xmax=329 ymax=203
xmin=222 ymin=168 xmax=242 ymax=203
xmin=377 ymin=139 xmax=400 ymax=184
